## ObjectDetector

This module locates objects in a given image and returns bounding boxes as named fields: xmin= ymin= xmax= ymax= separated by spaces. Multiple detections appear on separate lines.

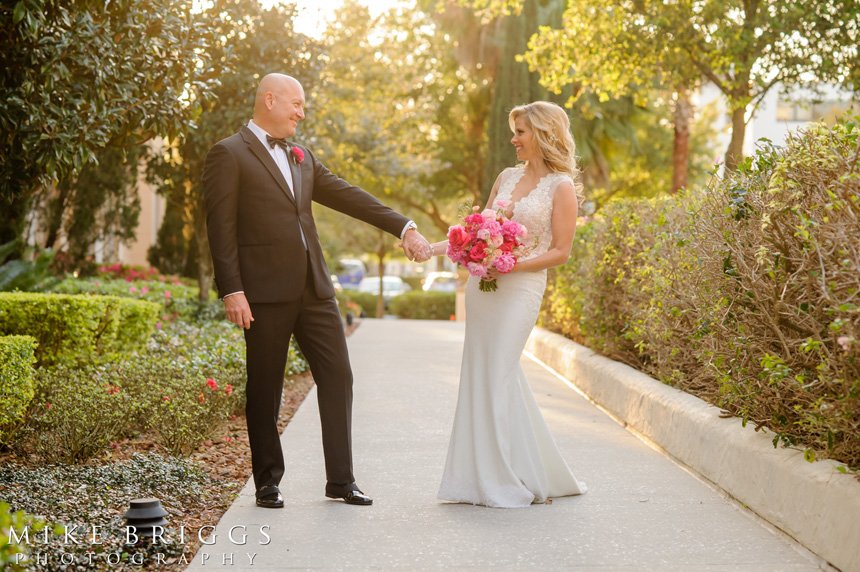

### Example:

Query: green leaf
xmin=13 ymin=1 xmax=26 ymax=24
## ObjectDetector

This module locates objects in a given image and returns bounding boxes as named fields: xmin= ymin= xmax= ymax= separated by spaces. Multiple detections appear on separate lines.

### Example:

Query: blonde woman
xmin=430 ymin=101 xmax=587 ymax=508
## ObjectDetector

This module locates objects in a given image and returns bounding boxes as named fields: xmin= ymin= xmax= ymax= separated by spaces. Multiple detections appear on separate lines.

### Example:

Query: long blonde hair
xmin=509 ymin=101 xmax=584 ymax=201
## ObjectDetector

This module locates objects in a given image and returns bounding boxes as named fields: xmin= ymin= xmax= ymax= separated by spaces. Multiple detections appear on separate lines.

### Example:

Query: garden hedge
xmin=0 ymin=292 xmax=159 ymax=366
xmin=542 ymin=118 xmax=860 ymax=470
xmin=389 ymin=291 xmax=455 ymax=320
xmin=0 ymin=335 xmax=36 ymax=442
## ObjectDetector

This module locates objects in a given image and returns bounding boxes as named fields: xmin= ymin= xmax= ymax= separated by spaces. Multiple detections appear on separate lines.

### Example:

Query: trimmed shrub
xmin=0 ymin=292 xmax=159 ymax=366
xmin=389 ymin=291 xmax=455 ymax=320
xmin=13 ymin=319 xmax=308 ymax=461
xmin=338 ymin=290 xmax=377 ymax=316
xmin=542 ymin=119 xmax=860 ymax=470
xmin=50 ymin=275 xmax=214 ymax=321
xmin=0 ymin=336 xmax=36 ymax=444
xmin=22 ymin=365 xmax=132 ymax=463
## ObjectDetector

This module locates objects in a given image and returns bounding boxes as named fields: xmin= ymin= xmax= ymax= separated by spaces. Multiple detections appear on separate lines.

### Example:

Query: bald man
xmin=203 ymin=73 xmax=431 ymax=508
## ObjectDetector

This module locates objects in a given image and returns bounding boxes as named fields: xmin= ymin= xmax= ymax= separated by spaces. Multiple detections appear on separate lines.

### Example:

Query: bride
xmin=428 ymin=101 xmax=587 ymax=508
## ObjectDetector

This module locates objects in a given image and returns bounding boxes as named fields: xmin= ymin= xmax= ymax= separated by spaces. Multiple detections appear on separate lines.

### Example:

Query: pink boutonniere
xmin=291 ymin=146 xmax=305 ymax=164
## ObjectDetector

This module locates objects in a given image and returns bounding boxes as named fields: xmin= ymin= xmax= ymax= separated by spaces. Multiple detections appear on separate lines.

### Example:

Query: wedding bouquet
xmin=446 ymin=200 xmax=528 ymax=292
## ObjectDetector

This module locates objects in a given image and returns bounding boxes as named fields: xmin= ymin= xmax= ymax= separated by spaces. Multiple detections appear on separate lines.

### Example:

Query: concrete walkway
xmin=189 ymin=320 xmax=826 ymax=571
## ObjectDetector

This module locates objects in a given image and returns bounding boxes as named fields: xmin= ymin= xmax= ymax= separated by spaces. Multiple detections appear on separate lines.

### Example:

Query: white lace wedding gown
xmin=437 ymin=167 xmax=587 ymax=508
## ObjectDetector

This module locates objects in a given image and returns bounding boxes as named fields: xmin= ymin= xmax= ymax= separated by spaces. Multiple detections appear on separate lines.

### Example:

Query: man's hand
xmin=402 ymin=229 xmax=432 ymax=262
xmin=224 ymin=293 xmax=254 ymax=329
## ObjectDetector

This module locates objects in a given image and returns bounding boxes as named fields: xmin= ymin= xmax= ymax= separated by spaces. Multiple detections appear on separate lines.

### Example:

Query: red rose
xmin=499 ymin=241 xmax=514 ymax=253
xmin=291 ymin=146 xmax=305 ymax=164
xmin=468 ymin=241 xmax=488 ymax=262
xmin=448 ymin=225 xmax=471 ymax=249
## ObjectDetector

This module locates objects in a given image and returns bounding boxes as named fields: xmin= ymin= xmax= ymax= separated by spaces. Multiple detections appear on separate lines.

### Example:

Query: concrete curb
xmin=526 ymin=327 xmax=860 ymax=572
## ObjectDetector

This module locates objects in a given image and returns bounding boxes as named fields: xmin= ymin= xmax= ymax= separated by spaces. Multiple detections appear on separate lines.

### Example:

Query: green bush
xmin=0 ymin=502 xmax=50 ymax=571
xmin=13 ymin=319 xmax=308 ymax=461
xmin=50 ymin=275 xmax=215 ymax=321
xmin=0 ymin=292 xmax=159 ymax=366
xmin=23 ymin=365 xmax=132 ymax=463
xmin=542 ymin=119 xmax=860 ymax=470
xmin=338 ymin=290 xmax=377 ymax=316
xmin=389 ymin=291 xmax=455 ymax=320
xmin=0 ymin=336 xmax=36 ymax=444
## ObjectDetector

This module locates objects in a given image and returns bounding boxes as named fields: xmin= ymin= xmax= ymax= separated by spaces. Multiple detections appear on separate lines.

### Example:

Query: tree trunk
xmin=374 ymin=252 xmax=385 ymax=319
xmin=193 ymin=191 xmax=213 ymax=303
xmin=671 ymin=88 xmax=693 ymax=193
xmin=44 ymin=182 xmax=71 ymax=249
xmin=724 ymin=106 xmax=747 ymax=172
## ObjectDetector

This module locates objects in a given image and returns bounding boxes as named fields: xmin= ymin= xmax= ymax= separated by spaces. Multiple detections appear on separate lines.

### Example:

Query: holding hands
xmin=401 ymin=228 xmax=433 ymax=262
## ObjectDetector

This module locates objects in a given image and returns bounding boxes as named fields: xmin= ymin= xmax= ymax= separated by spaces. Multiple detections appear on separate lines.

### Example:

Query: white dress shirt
xmin=247 ymin=119 xmax=294 ymax=196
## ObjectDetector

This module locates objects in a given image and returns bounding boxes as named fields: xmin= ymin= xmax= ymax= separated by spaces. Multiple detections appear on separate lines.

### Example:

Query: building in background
xmin=698 ymin=82 xmax=858 ymax=163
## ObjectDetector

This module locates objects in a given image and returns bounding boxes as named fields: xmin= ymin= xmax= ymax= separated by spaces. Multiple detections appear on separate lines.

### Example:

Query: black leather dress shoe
xmin=325 ymin=487 xmax=373 ymax=506
xmin=255 ymin=485 xmax=284 ymax=508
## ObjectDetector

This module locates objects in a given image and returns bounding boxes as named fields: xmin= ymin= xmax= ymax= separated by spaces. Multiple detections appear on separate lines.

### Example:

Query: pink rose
xmin=468 ymin=242 xmax=488 ymax=262
xmin=448 ymin=225 xmax=471 ymax=249
xmin=494 ymin=253 xmax=516 ymax=274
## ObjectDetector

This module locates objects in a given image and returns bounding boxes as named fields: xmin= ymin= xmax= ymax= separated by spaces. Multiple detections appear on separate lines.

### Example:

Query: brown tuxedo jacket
xmin=202 ymin=126 xmax=409 ymax=302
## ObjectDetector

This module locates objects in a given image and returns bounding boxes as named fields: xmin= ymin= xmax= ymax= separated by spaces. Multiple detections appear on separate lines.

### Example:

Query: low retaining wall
xmin=526 ymin=327 xmax=860 ymax=572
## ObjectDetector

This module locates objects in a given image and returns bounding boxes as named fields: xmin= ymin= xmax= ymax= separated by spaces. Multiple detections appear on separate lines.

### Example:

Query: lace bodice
xmin=493 ymin=167 xmax=571 ymax=262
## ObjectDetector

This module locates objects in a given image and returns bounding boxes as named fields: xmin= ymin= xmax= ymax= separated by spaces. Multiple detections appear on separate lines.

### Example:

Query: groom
xmin=203 ymin=73 xmax=431 ymax=508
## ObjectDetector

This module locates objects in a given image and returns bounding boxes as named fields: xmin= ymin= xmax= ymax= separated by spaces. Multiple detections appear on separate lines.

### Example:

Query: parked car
xmin=336 ymin=258 xmax=366 ymax=290
xmin=357 ymin=275 xmax=411 ymax=301
xmin=422 ymin=271 xmax=458 ymax=292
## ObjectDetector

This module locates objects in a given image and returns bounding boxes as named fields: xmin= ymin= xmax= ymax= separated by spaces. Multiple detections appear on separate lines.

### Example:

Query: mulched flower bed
xmin=0 ymin=372 xmax=315 ymax=570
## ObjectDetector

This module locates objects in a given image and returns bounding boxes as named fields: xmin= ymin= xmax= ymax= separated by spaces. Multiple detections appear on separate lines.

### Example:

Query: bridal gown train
xmin=437 ymin=167 xmax=587 ymax=508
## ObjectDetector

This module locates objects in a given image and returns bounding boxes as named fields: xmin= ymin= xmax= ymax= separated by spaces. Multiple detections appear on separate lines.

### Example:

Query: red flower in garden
xmin=225 ymin=384 xmax=234 ymax=396
xmin=291 ymin=146 xmax=304 ymax=164
xmin=163 ymin=396 xmax=170 ymax=402
xmin=206 ymin=378 xmax=219 ymax=391
xmin=198 ymin=392 xmax=206 ymax=404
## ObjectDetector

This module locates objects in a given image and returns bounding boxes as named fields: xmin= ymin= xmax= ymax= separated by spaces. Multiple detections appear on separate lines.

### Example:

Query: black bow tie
xmin=266 ymin=135 xmax=289 ymax=150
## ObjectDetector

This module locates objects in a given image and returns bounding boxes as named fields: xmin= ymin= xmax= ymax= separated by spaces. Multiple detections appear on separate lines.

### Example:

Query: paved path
xmin=189 ymin=320 xmax=826 ymax=571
